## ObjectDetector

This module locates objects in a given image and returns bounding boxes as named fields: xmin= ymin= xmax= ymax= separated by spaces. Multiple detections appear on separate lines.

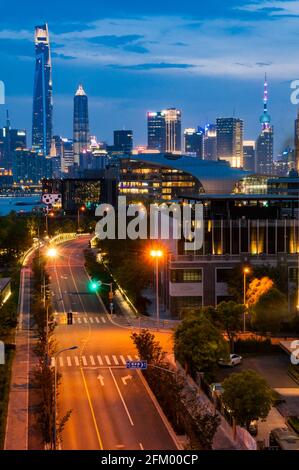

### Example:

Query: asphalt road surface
xmin=47 ymin=236 xmax=177 ymax=451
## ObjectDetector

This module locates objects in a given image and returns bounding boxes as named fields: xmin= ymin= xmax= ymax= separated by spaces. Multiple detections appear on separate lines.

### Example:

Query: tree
xmin=251 ymin=287 xmax=290 ymax=333
xmin=222 ymin=370 xmax=273 ymax=429
xmin=183 ymin=387 xmax=220 ymax=449
xmin=247 ymin=276 xmax=273 ymax=307
xmin=131 ymin=329 xmax=165 ymax=364
xmin=174 ymin=314 xmax=228 ymax=376
xmin=216 ymin=301 xmax=244 ymax=351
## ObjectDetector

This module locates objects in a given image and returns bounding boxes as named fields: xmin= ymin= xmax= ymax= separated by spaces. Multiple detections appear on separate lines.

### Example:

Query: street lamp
xmin=150 ymin=249 xmax=163 ymax=330
xmin=77 ymin=206 xmax=85 ymax=232
xmin=47 ymin=247 xmax=58 ymax=258
xmin=53 ymin=346 xmax=78 ymax=450
xmin=243 ymin=267 xmax=250 ymax=333
xmin=45 ymin=211 xmax=54 ymax=237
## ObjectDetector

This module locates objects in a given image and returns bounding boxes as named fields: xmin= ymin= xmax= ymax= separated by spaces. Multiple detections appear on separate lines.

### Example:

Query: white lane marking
xmin=51 ymin=357 xmax=55 ymax=367
xmin=74 ymin=356 xmax=80 ymax=366
xmin=127 ymin=355 xmax=133 ymax=361
xmin=105 ymin=355 xmax=111 ymax=365
xmin=77 ymin=318 xmax=82 ymax=324
xmin=89 ymin=317 xmax=94 ymax=323
xmin=112 ymin=355 xmax=119 ymax=365
xmin=59 ymin=357 xmax=64 ymax=367
xmin=122 ymin=375 xmax=132 ymax=386
xmin=83 ymin=317 xmax=88 ymax=324
xmin=101 ymin=317 xmax=106 ymax=323
xmin=97 ymin=355 xmax=103 ymax=365
xmin=139 ymin=443 xmax=144 ymax=450
xmin=97 ymin=375 xmax=105 ymax=386
xmin=81 ymin=356 xmax=87 ymax=366
xmin=90 ymin=355 xmax=95 ymax=366
xmin=67 ymin=356 xmax=72 ymax=367
xmin=119 ymin=355 xmax=126 ymax=365
xmin=109 ymin=368 xmax=134 ymax=426
xmin=95 ymin=317 xmax=100 ymax=323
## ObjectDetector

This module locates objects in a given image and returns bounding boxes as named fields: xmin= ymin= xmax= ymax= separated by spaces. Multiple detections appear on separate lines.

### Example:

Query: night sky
xmin=1 ymin=0 xmax=299 ymax=153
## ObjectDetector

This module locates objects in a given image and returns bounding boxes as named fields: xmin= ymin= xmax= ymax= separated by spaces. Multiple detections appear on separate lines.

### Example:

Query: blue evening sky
xmin=1 ymin=0 xmax=299 ymax=153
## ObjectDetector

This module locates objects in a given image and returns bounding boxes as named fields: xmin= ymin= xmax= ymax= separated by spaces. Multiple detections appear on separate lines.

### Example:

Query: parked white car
xmin=219 ymin=354 xmax=243 ymax=367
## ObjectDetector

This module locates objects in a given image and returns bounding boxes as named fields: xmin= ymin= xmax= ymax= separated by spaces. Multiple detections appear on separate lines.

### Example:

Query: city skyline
xmin=0 ymin=0 xmax=299 ymax=153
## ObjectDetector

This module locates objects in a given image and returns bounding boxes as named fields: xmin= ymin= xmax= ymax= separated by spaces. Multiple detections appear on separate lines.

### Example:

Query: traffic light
xmin=89 ymin=279 xmax=101 ymax=292
xmin=67 ymin=311 xmax=73 ymax=325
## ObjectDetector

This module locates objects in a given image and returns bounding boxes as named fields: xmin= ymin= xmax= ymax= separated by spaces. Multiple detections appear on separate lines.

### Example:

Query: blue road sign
xmin=126 ymin=360 xmax=147 ymax=370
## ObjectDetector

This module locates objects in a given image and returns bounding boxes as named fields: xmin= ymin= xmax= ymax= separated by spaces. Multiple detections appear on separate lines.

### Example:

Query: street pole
xmin=243 ymin=271 xmax=247 ymax=333
xmin=109 ymin=283 xmax=113 ymax=315
xmin=45 ymin=212 xmax=48 ymax=236
xmin=155 ymin=257 xmax=160 ymax=330
xmin=77 ymin=208 xmax=80 ymax=232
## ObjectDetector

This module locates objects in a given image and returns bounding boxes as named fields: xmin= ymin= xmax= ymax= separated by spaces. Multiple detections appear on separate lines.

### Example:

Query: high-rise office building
xmin=184 ymin=128 xmax=203 ymax=158
xmin=0 ymin=113 xmax=27 ymax=170
xmin=147 ymin=108 xmax=181 ymax=153
xmin=32 ymin=24 xmax=53 ymax=156
xmin=243 ymin=140 xmax=256 ymax=172
xmin=73 ymin=84 xmax=89 ymax=165
xmin=256 ymin=75 xmax=273 ymax=175
xmin=147 ymin=111 xmax=166 ymax=152
xmin=203 ymin=124 xmax=217 ymax=161
xmin=294 ymin=108 xmax=299 ymax=172
xmin=13 ymin=148 xmax=47 ymax=184
xmin=216 ymin=118 xmax=243 ymax=168
xmin=113 ymin=130 xmax=133 ymax=154
xmin=61 ymin=138 xmax=74 ymax=174
xmin=164 ymin=108 xmax=181 ymax=153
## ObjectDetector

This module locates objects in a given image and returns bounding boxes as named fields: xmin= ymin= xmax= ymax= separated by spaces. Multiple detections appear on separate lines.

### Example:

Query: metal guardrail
xmin=49 ymin=233 xmax=77 ymax=246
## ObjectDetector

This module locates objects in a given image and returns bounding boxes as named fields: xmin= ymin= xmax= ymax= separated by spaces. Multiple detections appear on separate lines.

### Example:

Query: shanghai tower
xmin=32 ymin=24 xmax=53 ymax=156
xmin=73 ymin=84 xmax=89 ymax=165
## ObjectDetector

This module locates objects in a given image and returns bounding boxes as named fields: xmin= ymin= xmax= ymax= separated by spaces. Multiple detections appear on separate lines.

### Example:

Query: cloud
xmin=238 ymin=1 xmax=299 ymax=16
xmin=52 ymin=52 xmax=76 ymax=60
xmin=111 ymin=62 xmax=196 ymax=70
xmin=88 ymin=34 xmax=144 ymax=47
xmin=0 ymin=10 xmax=299 ymax=79
xmin=123 ymin=43 xmax=149 ymax=54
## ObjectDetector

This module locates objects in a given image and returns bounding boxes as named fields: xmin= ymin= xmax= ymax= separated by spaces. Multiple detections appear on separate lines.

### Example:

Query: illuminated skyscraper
xmin=184 ymin=128 xmax=203 ymax=158
xmin=32 ymin=24 xmax=53 ymax=156
xmin=164 ymin=108 xmax=181 ymax=153
xmin=147 ymin=108 xmax=181 ymax=153
xmin=73 ymin=85 xmax=89 ymax=165
xmin=256 ymin=75 xmax=273 ymax=175
xmin=147 ymin=111 xmax=166 ymax=152
xmin=203 ymin=124 xmax=217 ymax=161
xmin=216 ymin=118 xmax=243 ymax=168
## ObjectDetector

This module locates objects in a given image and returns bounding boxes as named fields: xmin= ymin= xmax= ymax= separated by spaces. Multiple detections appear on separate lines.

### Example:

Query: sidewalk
xmin=4 ymin=249 xmax=40 ymax=450
xmin=4 ymin=266 xmax=31 ymax=450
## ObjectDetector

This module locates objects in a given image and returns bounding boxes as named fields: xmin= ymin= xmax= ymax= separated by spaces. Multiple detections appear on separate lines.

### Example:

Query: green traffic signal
xmin=89 ymin=280 xmax=102 ymax=292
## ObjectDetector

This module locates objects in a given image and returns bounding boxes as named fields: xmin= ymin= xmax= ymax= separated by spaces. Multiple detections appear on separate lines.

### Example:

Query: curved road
xmin=47 ymin=236 xmax=177 ymax=450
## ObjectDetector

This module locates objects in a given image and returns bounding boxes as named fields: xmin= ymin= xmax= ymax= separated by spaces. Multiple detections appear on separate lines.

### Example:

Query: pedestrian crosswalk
xmin=71 ymin=316 xmax=107 ymax=325
xmin=51 ymin=354 xmax=140 ymax=368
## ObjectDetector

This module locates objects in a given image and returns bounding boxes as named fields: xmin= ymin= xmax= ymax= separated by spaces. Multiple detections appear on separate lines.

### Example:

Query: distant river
xmin=0 ymin=196 xmax=43 ymax=216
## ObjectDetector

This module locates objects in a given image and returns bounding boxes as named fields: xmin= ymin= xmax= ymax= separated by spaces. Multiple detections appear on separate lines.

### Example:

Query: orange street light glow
xmin=47 ymin=247 xmax=58 ymax=258
xmin=243 ymin=267 xmax=250 ymax=274
xmin=150 ymin=249 xmax=163 ymax=258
